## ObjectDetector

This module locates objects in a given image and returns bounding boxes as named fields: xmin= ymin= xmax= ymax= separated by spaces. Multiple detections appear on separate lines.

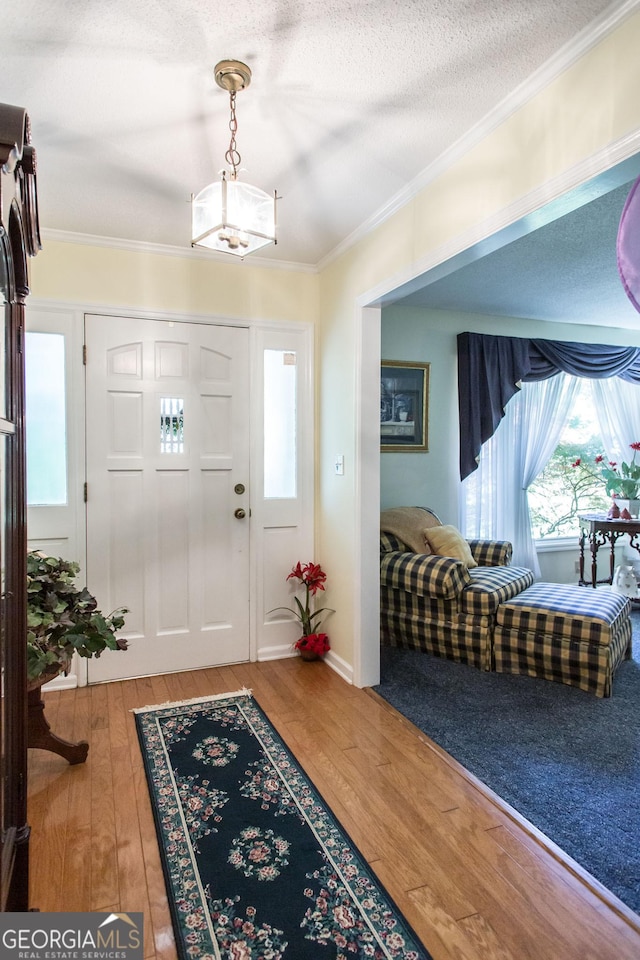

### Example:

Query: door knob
xmin=234 ymin=508 xmax=246 ymax=520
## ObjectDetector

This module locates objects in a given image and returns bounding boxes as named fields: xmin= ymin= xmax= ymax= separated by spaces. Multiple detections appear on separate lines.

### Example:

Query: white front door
xmin=85 ymin=315 xmax=250 ymax=682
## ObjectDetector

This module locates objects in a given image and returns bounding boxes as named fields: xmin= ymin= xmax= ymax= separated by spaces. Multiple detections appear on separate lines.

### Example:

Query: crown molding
xmin=40 ymin=228 xmax=318 ymax=274
xmin=357 ymin=126 xmax=640 ymax=310
xmin=318 ymin=0 xmax=640 ymax=273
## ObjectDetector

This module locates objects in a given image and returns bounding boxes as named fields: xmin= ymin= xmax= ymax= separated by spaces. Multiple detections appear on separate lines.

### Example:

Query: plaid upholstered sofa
xmin=380 ymin=508 xmax=534 ymax=671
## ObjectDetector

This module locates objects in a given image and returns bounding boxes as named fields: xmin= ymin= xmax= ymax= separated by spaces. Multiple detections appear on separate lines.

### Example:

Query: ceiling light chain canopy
xmin=191 ymin=59 xmax=277 ymax=258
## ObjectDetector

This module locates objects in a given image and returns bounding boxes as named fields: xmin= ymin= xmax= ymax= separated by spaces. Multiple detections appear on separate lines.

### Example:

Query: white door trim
xmin=353 ymin=306 xmax=381 ymax=689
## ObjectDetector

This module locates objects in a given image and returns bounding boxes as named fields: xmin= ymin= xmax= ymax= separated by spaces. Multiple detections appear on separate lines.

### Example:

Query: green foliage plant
xmin=26 ymin=551 xmax=128 ymax=683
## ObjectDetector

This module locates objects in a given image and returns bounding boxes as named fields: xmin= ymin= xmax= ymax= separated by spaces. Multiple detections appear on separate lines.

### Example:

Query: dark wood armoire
xmin=0 ymin=103 xmax=41 ymax=911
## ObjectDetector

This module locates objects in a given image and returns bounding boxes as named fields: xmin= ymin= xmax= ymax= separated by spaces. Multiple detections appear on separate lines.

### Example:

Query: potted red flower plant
xmin=270 ymin=562 xmax=334 ymax=660
xmin=572 ymin=441 xmax=640 ymax=517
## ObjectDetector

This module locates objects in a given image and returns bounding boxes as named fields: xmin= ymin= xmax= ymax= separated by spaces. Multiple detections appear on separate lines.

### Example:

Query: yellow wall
xmin=317 ymin=9 xmax=640 ymax=673
xmin=30 ymin=239 xmax=319 ymax=325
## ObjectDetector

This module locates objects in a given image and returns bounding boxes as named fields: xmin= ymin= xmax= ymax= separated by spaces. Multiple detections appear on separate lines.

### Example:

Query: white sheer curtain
xmin=591 ymin=377 xmax=640 ymax=463
xmin=460 ymin=373 xmax=581 ymax=576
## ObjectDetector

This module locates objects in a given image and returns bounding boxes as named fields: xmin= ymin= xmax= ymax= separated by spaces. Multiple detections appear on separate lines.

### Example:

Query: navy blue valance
xmin=458 ymin=332 xmax=640 ymax=480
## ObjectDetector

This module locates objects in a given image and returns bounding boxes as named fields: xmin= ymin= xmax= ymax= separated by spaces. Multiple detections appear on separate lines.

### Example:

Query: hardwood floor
xmin=28 ymin=657 xmax=640 ymax=960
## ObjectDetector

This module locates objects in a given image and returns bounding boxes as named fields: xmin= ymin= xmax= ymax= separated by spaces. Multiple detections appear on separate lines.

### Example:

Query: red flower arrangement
xmin=269 ymin=561 xmax=334 ymax=659
xmin=571 ymin=441 xmax=640 ymax=500
xmin=294 ymin=633 xmax=330 ymax=657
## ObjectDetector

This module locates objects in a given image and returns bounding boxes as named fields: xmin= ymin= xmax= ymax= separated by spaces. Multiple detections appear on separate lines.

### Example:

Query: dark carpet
xmin=374 ymin=610 xmax=640 ymax=916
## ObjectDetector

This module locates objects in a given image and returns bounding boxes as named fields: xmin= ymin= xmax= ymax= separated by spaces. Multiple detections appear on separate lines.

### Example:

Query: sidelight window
xmin=26 ymin=332 xmax=67 ymax=505
xmin=264 ymin=350 xmax=297 ymax=499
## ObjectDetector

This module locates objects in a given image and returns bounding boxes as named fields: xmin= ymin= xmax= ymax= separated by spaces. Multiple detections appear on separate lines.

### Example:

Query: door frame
xmin=26 ymin=299 xmax=314 ymax=686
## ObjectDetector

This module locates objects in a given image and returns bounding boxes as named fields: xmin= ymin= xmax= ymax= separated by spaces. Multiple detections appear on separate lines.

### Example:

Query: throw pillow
xmin=380 ymin=507 xmax=435 ymax=554
xmin=425 ymin=525 xmax=478 ymax=568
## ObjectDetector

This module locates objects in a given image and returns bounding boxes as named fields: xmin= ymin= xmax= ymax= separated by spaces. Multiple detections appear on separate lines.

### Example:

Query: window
xmin=160 ymin=397 xmax=184 ymax=453
xmin=462 ymin=373 xmax=640 ymax=575
xmin=25 ymin=332 xmax=67 ymax=506
xmin=263 ymin=349 xmax=297 ymax=499
xmin=462 ymin=374 xmax=587 ymax=573
xmin=528 ymin=380 xmax=609 ymax=540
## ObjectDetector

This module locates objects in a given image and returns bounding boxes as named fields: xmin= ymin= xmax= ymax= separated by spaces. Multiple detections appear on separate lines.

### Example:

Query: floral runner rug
xmin=134 ymin=689 xmax=432 ymax=960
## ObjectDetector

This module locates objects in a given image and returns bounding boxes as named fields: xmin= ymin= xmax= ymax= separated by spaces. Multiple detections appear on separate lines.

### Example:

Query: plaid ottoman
xmin=494 ymin=583 xmax=632 ymax=697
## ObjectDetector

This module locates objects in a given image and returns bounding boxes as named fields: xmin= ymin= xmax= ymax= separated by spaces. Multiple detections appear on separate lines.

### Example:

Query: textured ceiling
xmin=393 ymin=177 xmax=640 ymax=329
xmin=0 ymin=0 xmax=626 ymax=267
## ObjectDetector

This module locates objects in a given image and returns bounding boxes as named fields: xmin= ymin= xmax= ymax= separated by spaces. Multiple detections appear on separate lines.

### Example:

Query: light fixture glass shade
xmin=192 ymin=176 xmax=277 ymax=257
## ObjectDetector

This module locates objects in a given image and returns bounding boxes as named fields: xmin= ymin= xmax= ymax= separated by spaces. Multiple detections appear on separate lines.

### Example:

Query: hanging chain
xmin=225 ymin=91 xmax=242 ymax=179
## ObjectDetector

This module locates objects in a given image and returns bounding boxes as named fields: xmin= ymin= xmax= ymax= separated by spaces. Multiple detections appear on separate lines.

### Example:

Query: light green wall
xmin=380 ymin=307 xmax=640 ymax=523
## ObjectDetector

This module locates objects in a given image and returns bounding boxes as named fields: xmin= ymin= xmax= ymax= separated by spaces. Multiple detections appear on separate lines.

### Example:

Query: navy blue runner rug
xmin=135 ymin=689 xmax=432 ymax=959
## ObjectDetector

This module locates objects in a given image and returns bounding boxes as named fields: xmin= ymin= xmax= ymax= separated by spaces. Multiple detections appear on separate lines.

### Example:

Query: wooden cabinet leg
xmin=590 ymin=535 xmax=599 ymax=588
xmin=27 ymin=687 xmax=89 ymax=764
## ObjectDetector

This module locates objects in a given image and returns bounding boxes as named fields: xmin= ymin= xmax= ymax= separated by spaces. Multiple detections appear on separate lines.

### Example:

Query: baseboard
xmin=256 ymin=645 xmax=353 ymax=684
xmin=257 ymin=643 xmax=297 ymax=661
xmin=41 ymin=672 xmax=78 ymax=692
xmin=324 ymin=649 xmax=353 ymax=684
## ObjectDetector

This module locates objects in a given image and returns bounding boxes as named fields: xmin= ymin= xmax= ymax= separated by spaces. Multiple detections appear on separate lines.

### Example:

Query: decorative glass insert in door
xmin=160 ymin=397 xmax=184 ymax=453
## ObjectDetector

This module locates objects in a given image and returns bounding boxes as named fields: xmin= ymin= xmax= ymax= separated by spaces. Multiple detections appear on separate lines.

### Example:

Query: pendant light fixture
xmin=191 ymin=60 xmax=277 ymax=258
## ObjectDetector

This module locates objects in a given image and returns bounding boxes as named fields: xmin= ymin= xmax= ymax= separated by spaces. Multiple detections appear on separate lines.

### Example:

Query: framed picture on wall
xmin=380 ymin=360 xmax=429 ymax=452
